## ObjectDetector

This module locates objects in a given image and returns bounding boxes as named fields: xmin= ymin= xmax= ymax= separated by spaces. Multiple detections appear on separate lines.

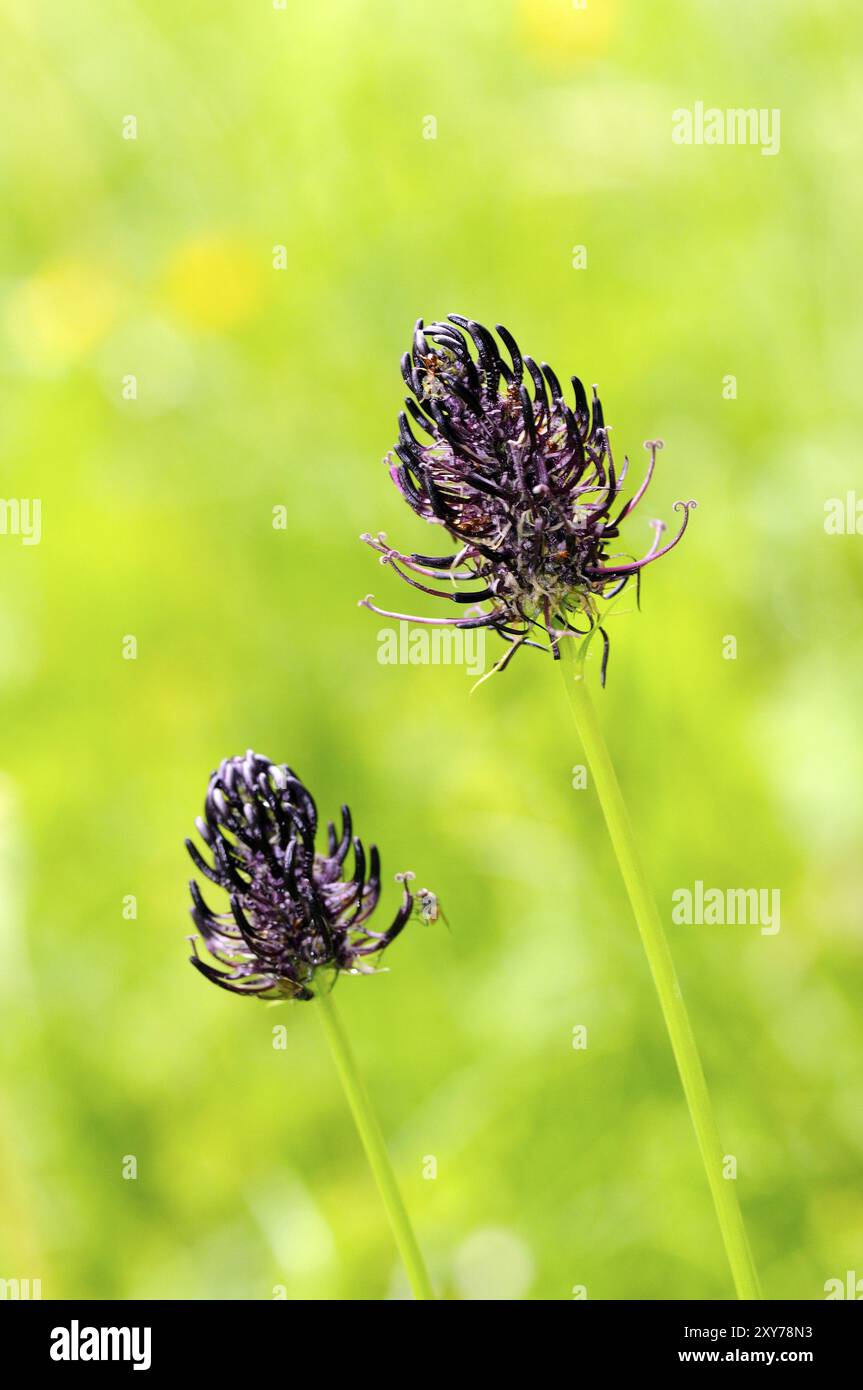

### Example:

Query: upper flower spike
xmin=360 ymin=315 xmax=696 ymax=684
xmin=185 ymin=752 xmax=416 ymax=1000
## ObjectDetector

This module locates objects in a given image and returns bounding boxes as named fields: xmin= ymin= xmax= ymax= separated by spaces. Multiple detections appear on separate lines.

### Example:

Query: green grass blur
xmin=1 ymin=0 xmax=861 ymax=1301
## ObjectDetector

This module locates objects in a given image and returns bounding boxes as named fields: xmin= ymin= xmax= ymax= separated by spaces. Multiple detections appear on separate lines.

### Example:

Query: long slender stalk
xmin=316 ymin=985 xmax=435 ymax=1300
xmin=560 ymin=642 xmax=761 ymax=1300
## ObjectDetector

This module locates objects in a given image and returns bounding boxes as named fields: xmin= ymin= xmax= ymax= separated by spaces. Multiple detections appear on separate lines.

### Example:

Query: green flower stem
xmin=560 ymin=642 xmax=761 ymax=1300
xmin=316 ymin=985 xmax=435 ymax=1300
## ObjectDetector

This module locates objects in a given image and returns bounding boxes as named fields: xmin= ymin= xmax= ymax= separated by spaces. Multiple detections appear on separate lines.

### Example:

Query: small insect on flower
xmin=398 ymin=871 xmax=448 ymax=928
xmin=185 ymin=752 xmax=430 ymax=1000
xmin=416 ymin=888 xmax=448 ymax=927
xmin=360 ymin=314 xmax=697 ymax=684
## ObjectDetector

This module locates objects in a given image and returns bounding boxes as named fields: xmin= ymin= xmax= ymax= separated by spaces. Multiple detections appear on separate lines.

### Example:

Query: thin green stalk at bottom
xmin=315 ymin=985 xmax=435 ymax=1300
xmin=559 ymin=642 xmax=761 ymax=1300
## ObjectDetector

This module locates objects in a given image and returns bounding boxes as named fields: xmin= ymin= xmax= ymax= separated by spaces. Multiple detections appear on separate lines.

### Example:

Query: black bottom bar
xmin=4 ymin=1297 xmax=859 ymax=1374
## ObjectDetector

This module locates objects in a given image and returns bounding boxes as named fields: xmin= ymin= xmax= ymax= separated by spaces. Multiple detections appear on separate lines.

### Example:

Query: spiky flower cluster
xmin=186 ymin=752 xmax=415 ymax=999
xmin=361 ymin=314 xmax=695 ymax=682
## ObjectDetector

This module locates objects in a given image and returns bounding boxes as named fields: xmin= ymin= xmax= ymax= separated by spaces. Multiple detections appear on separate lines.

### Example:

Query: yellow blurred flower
xmin=517 ymin=0 xmax=616 ymax=67
xmin=6 ymin=259 xmax=118 ymax=370
xmin=164 ymin=237 xmax=263 ymax=332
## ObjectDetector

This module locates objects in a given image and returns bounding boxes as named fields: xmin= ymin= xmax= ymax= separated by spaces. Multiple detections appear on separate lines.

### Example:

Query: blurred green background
xmin=1 ymin=0 xmax=861 ymax=1301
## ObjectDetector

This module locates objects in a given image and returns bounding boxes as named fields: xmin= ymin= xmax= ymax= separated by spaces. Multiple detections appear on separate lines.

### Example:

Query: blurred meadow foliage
xmin=0 ymin=0 xmax=861 ymax=1299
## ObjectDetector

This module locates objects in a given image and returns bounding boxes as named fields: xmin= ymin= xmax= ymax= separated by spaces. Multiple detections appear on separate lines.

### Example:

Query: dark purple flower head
xmin=186 ymin=752 xmax=416 ymax=1000
xmin=361 ymin=314 xmax=696 ymax=683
